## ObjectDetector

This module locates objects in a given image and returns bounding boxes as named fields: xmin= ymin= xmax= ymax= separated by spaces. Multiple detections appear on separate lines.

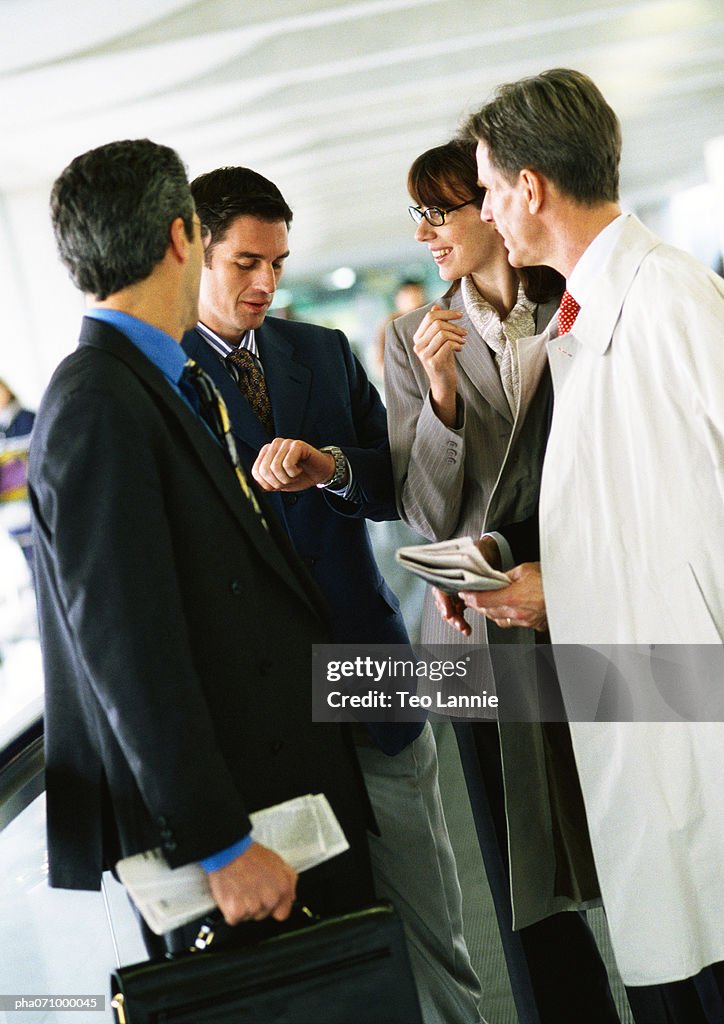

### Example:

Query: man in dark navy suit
xmin=30 ymin=140 xmax=376 ymax=957
xmin=182 ymin=166 xmax=485 ymax=1024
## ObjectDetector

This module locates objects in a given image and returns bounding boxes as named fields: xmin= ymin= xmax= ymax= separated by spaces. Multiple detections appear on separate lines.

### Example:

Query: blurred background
xmin=1 ymin=0 xmax=722 ymax=406
xmin=1 ymin=0 xmax=723 ymax=818
xmin=1 ymin=0 xmax=723 ymax=776
xmin=0 ymin=4 xmax=722 ymax=1019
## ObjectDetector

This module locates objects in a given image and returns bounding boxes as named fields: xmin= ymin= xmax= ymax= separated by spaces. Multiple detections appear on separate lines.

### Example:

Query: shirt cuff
xmin=484 ymin=531 xmax=514 ymax=572
xmin=199 ymin=833 xmax=253 ymax=873
xmin=325 ymin=458 xmax=357 ymax=500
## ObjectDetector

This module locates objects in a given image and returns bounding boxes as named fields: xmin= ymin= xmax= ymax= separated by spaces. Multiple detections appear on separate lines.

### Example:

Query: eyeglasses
xmin=408 ymin=198 xmax=478 ymax=227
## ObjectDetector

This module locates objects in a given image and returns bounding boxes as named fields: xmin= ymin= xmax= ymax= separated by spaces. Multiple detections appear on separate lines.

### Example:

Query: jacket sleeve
xmin=495 ymin=512 xmax=540 ymax=563
xmin=383 ymin=314 xmax=469 ymax=541
xmin=322 ymin=330 xmax=399 ymax=522
xmin=31 ymin=383 xmax=252 ymax=868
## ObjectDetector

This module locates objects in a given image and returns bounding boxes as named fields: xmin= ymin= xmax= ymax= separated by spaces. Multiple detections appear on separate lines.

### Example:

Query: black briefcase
xmin=110 ymin=902 xmax=422 ymax=1023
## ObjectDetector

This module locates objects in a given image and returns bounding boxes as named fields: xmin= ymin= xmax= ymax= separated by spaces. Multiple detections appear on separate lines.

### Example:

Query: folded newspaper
xmin=116 ymin=793 xmax=349 ymax=935
xmin=395 ymin=536 xmax=511 ymax=593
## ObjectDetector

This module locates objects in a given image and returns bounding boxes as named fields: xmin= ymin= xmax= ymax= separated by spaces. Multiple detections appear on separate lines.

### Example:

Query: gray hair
xmin=50 ymin=139 xmax=195 ymax=300
xmin=464 ymin=68 xmax=621 ymax=204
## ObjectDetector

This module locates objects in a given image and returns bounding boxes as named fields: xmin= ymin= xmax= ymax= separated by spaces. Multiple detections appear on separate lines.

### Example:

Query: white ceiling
xmin=1 ymin=0 xmax=723 ymax=278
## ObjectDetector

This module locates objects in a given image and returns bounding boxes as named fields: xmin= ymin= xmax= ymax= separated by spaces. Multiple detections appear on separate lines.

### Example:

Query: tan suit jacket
xmin=385 ymin=282 xmax=596 ymax=930
xmin=384 ymin=279 xmax=556 ymax=647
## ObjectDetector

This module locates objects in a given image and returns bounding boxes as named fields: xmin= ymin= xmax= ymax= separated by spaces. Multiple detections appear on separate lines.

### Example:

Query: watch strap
xmin=317 ymin=445 xmax=348 ymax=489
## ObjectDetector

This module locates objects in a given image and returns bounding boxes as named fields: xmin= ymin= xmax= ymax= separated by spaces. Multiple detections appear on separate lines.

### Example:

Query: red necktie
xmin=557 ymin=290 xmax=580 ymax=334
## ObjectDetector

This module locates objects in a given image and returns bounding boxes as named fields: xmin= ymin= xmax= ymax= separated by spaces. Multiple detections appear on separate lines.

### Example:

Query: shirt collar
xmin=84 ymin=309 xmax=186 ymax=386
xmin=196 ymin=321 xmax=258 ymax=359
xmin=566 ymin=213 xmax=627 ymax=309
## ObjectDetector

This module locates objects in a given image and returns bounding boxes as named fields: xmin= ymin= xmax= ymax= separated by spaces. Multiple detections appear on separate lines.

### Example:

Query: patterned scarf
xmin=460 ymin=276 xmax=536 ymax=415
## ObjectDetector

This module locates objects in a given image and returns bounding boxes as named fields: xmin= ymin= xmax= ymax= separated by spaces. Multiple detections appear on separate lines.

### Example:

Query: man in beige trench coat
xmin=458 ymin=68 xmax=724 ymax=1023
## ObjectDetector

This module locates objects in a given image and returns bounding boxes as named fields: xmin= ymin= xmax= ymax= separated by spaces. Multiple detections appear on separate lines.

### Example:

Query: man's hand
xmin=412 ymin=305 xmax=466 ymax=427
xmin=431 ymin=537 xmax=504 ymax=636
xmin=475 ymin=535 xmax=503 ymax=571
xmin=433 ymin=588 xmax=472 ymax=636
xmin=206 ymin=841 xmax=298 ymax=925
xmin=460 ymin=561 xmax=548 ymax=632
xmin=252 ymin=438 xmax=346 ymax=492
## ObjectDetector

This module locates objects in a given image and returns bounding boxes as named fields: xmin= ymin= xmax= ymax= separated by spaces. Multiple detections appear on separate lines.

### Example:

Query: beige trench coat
xmin=540 ymin=214 xmax=724 ymax=985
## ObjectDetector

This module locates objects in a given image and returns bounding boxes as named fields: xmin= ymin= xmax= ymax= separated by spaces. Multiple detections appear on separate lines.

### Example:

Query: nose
xmin=481 ymin=192 xmax=494 ymax=223
xmin=254 ymin=263 xmax=277 ymax=295
xmin=414 ymin=218 xmax=434 ymax=242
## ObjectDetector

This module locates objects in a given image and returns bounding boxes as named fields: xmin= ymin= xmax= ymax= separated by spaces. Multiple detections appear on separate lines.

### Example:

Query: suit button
xmin=270 ymin=740 xmax=284 ymax=754
xmin=160 ymin=828 xmax=173 ymax=840
xmin=164 ymin=840 xmax=178 ymax=852
xmin=259 ymin=660 xmax=273 ymax=676
xmin=301 ymin=556 xmax=316 ymax=568
xmin=284 ymin=494 xmax=298 ymax=506
xmin=230 ymin=579 xmax=242 ymax=596
xmin=157 ymin=816 xmax=168 ymax=827
xmin=446 ymin=456 xmax=455 ymax=464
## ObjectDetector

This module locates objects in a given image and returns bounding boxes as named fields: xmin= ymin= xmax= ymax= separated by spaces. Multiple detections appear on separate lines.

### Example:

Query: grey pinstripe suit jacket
xmin=384 ymin=282 xmax=598 ymax=931
xmin=384 ymin=279 xmax=558 ymax=648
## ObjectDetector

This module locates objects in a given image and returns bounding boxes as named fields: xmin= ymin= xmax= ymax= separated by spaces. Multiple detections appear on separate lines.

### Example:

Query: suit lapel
xmin=509 ymin=296 xmax=558 ymax=421
xmin=184 ymin=329 xmax=271 ymax=450
xmin=516 ymin=331 xmax=551 ymax=419
xmin=183 ymin=328 xmax=288 ymax=528
xmin=84 ymin=321 xmax=320 ymax=619
xmin=256 ymin=319 xmax=312 ymax=440
xmin=447 ymin=283 xmax=514 ymax=424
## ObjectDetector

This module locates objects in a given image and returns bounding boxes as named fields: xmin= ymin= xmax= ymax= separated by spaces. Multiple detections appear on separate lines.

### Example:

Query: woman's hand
xmin=412 ymin=305 xmax=466 ymax=427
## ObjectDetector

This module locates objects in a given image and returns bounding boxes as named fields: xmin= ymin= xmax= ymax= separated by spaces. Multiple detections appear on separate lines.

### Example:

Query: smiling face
xmin=198 ymin=215 xmax=289 ymax=340
xmin=475 ymin=142 xmax=541 ymax=269
xmin=413 ymin=197 xmax=507 ymax=282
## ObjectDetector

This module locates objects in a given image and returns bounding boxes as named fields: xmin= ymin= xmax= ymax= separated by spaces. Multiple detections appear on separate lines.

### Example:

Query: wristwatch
xmin=317 ymin=445 xmax=348 ymax=489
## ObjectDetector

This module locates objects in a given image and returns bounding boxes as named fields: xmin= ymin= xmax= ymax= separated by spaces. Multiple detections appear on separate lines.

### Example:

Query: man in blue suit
xmin=182 ymin=166 xmax=485 ymax=1024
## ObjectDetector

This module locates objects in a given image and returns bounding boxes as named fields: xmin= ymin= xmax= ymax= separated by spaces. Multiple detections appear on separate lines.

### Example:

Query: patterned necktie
xmin=181 ymin=359 xmax=267 ymax=529
xmin=226 ymin=346 xmax=274 ymax=435
xmin=557 ymin=290 xmax=580 ymax=334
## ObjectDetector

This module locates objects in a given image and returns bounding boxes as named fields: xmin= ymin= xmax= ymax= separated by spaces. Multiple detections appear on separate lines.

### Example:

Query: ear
xmin=519 ymin=169 xmax=545 ymax=214
xmin=168 ymin=216 xmax=191 ymax=264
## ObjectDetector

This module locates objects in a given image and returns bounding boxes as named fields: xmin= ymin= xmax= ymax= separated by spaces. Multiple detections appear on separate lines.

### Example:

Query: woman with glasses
xmin=385 ymin=138 xmax=561 ymax=557
xmin=384 ymin=140 xmax=625 ymax=1024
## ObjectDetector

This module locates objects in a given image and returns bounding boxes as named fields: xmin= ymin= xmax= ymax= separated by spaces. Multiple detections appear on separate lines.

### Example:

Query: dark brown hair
xmin=408 ymin=139 xmax=563 ymax=303
xmin=408 ymin=139 xmax=483 ymax=210
xmin=191 ymin=166 xmax=293 ymax=265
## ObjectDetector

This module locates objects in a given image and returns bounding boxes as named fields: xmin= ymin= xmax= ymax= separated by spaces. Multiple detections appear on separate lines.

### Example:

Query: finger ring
xmin=506 ymin=617 xmax=512 ymax=627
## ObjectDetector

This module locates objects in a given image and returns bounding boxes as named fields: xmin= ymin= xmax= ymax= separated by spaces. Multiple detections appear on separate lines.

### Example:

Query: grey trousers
xmin=354 ymin=722 xmax=486 ymax=1024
